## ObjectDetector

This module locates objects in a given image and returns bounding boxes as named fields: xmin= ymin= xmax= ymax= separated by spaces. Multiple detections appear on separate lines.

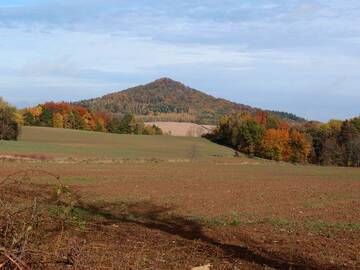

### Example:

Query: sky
xmin=0 ymin=0 xmax=359 ymax=121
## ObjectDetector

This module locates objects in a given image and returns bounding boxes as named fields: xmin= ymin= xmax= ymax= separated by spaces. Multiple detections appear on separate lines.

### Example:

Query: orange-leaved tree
xmin=260 ymin=129 xmax=290 ymax=161
xmin=288 ymin=129 xmax=311 ymax=163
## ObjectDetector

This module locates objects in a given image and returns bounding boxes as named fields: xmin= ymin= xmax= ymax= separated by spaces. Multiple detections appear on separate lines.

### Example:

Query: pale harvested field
xmin=146 ymin=122 xmax=215 ymax=137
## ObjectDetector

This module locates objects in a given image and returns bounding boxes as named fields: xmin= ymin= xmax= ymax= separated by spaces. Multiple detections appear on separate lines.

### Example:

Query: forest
xmin=211 ymin=112 xmax=360 ymax=167
xmin=21 ymin=102 xmax=163 ymax=136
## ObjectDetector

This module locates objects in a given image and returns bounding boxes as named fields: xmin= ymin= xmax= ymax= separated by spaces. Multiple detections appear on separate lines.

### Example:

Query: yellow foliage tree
xmin=82 ymin=112 xmax=96 ymax=130
xmin=29 ymin=105 xmax=43 ymax=118
xmin=52 ymin=113 xmax=64 ymax=128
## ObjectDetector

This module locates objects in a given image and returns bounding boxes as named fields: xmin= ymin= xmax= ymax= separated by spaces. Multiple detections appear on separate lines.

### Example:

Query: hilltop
xmin=77 ymin=78 xmax=305 ymax=125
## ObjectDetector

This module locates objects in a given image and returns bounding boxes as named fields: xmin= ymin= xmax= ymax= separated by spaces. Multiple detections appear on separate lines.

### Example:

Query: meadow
xmin=1 ymin=127 xmax=359 ymax=269
xmin=0 ymin=126 xmax=233 ymax=160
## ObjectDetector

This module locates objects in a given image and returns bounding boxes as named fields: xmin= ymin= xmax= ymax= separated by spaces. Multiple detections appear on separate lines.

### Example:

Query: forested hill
xmin=77 ymin=78 xmax=305 ymax=125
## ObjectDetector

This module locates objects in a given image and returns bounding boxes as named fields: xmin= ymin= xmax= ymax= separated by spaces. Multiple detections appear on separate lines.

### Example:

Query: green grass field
xmin=0 ymin=126 xmax=234 ymax=160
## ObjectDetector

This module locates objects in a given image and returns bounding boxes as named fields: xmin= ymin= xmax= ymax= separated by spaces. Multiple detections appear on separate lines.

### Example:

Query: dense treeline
xmin=305 ymin=119 xmax=360 ymax=167
xmin=0 ymin=98 xmax=21 ymax=140
xmin=211 ymin=112 xmax=360 ymax=167
xmin=22 ymin=102 xmax=163 ymax=135
xmin=268 ymin=110 xmax=306 ymax=123
xmin=212 ymin=112 xmax=311 ymax=163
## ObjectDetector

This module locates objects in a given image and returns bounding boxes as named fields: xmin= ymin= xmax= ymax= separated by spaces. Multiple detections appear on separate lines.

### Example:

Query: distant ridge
xmin=77 ymin=78 xmax=306 ymax=124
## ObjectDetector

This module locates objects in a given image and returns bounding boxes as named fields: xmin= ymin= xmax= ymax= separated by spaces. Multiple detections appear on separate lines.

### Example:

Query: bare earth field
xmin=0 ymin=127 xmax=360 ymax=269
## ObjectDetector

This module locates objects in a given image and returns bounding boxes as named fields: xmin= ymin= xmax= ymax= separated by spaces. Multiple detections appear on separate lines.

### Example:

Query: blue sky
xmin=0 ymin=0 xmax=359 ymax=121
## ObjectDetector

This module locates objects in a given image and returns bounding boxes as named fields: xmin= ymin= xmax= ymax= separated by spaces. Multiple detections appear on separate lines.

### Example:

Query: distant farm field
xmin=0 ymin=126 xmax=359 ymax=269
xmin=146 ymin=122 xmax=215 ymax=137
xmin=0 ymin=126 xmax=233 ymax=160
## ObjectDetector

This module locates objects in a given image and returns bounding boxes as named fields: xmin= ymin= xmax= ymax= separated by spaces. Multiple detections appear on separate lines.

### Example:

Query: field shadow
xmin=76 ymin=200 xmax=321 ymax=270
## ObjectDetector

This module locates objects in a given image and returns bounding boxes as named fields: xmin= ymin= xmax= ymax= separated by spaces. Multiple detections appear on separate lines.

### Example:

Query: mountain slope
xmin=77 ymin=78 xmax=305 ymax=124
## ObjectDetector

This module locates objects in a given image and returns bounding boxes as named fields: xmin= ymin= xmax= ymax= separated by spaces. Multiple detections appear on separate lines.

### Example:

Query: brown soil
xmin=0 ymin=161 xmax=359 ymax=269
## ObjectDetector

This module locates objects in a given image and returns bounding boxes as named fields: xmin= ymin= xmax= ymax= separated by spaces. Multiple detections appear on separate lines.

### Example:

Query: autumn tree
xmin=23 ymin=105 xmax=43 ymax=126
xmin=52 ymin=113 xmax=64 ymax=128
xmin=82 ymin=112 xmax=96 ymax=130
xmin=22 ymin=102 xmax=163 ymax=136
xmin=304 ymin=118 xmax=360 ymax=166
xmin=260 ymin=129 xmax=290 ymax=161
xmin=107 ymin=117 xmax=122 ymax=133
xmin=119 ymin=114 xmax=145 ymax=134
xmin=63 ymin=110 xmax=85 ymax=130
xmin=0 ymin=98 xmax=20 ymax=140
xmin=39 ymin=107 xmax=53 ymax=127
xmin=215 ymin=113 xmax=264 ymax=156
xmin=321 ymin=137 xmax=343 ymax=166
xmin=95 ymin=117 xmax=106 ymax=132
xmin=235 ymin=119 xmax=264 ymax=156
xmin=338 ymin=120 xmax=360 ymax=166
xmin=214 ymin=112 xmax=360 ymax=167
xmin=288 ymin=129 xmax=311 ymax=163
xmin=143 ymin=124 xmax=163 ymax=135
xmin=350 ymin=117 xmax=360 ymax=133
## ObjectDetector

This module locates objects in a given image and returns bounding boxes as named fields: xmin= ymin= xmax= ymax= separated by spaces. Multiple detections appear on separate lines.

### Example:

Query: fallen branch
xmin=0 ymin=247 xmax=31 ymax=270
xmin=0 ymin=261 xmax=6 ymax=269
xmin=4 ymin=252 xmax=31 ymax=270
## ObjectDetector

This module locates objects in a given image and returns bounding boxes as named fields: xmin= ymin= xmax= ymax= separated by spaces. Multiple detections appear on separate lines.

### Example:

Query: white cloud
xmin=0 ymin=0 xmax=359 ymax=120
xmin=0 ymin=27 xmax=254 ymax=75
